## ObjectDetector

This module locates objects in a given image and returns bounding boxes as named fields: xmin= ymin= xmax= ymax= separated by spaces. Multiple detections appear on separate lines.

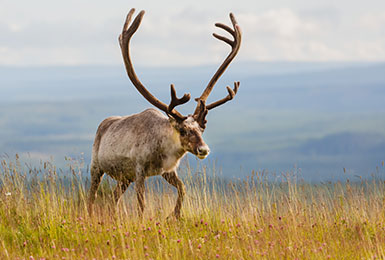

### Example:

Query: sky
xmin=1 ymin=0 xmax=385 ymax=67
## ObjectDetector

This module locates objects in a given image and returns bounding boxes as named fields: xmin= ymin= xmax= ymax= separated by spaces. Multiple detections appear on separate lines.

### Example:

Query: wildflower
xmin=197 ymin=244 xmax=202 ymax=249
xmin=29 ymin=256 xmax=34 ymax=260
xmin=106 ymin=240 xmax=110 ymax=245
xmin=147 ymin=227 xmax=151 ymax=231
xmin=5 ymin=192 xmax=11 ymax=196
xmin=158 ymin=229 xmax=162 ymax=234
xmin=269 ymin=224 xmax=273 ymax=229
xmin=144 ymin=246 xmax=148 ymax=250
xmin=177 ymin=239 xmax=181 ymax=243
xmin=236 ymin=223 xmax=241 ymax=228
xmin=23 ymin=241 xmax=27 ymax=247
xmin=51 ymin=245 xmax=56 ymax=249
xmin=156 ymin=222 xmax=160 ymax=226
xmin=216 ymin=254 xmax=220 ymax=258
xmin=145 ymin=253 xmax=149 ymax=257
xmin=61 ymin=248 xmax=69 ymax=252
xmin=221 ymin=219 xmax=225 ymax=224
xmin=257 ymin=229 xmax=263 ymax=233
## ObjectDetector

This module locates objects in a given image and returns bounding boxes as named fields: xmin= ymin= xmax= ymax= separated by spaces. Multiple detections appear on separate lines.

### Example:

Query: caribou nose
xmin=197 ymin=146 xmax=210 ymax=158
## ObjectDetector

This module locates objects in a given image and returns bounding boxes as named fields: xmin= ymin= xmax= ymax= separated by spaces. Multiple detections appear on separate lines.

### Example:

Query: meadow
xmin=1 ymin=156 xmax=385 ymax=259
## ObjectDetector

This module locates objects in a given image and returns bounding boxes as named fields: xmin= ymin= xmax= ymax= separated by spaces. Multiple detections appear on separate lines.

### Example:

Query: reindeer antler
xmin=206 ymin=81 xmax=240 ymax=110
xmin=193 ymin=13 xmax=242 ymax=127
xmin=119 ymin=9 xmax=190 ymax=121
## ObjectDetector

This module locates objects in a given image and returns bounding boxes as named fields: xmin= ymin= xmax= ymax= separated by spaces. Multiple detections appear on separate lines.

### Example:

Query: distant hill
xmin=1 ymin=62 xmax=384 ymax=181
xmin=298 ymin=132 xmax=385 ymax=155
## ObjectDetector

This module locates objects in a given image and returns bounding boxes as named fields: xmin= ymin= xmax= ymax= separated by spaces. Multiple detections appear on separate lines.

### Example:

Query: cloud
xmin=0 ymin=6 xmax=385 ymax=66
xmin=359 ymin=11 xmax=385 ymax=32
xmin=240 ymin=9 xmax=317 ymax=38
xmin=239 ymin=8 xmax=385 ymax=62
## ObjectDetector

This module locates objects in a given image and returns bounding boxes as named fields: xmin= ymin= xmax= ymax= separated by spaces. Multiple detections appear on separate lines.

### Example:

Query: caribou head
xmin=119 ymin=9 xmax=242 ymax=160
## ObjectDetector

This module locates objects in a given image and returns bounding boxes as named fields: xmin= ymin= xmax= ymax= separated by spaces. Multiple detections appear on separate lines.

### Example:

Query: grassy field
xmin=1 ymin=157 xmax=385 ymax=259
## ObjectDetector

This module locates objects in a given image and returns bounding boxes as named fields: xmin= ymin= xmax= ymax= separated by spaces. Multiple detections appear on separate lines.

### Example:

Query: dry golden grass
xmin=1 ymin=157 xmax=385 ymax=259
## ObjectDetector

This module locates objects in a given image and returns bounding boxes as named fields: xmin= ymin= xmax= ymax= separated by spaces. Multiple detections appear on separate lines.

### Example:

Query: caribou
xmin=88 ymin=8 xmax=242 ymax=219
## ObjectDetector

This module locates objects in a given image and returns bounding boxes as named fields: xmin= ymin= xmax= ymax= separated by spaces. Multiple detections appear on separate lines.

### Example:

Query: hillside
xmin=0 ymin=62 xmax=384 ymax=180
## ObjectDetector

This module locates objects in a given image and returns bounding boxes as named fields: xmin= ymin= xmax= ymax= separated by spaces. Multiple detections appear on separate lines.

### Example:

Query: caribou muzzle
xmin=196 ymin=145 xmax=210 ymax=159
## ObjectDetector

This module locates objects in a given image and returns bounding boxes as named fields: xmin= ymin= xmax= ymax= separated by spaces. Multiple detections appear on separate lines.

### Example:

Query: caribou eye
xmin=179 ymin=128 xmax=187 ymax=136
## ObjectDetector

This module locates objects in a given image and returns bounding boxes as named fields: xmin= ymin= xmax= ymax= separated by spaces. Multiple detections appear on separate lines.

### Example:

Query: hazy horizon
xmin=1 ymin=61 xmax=384 ymax=181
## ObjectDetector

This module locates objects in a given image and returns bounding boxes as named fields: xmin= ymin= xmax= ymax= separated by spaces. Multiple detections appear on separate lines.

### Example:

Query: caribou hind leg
xmin=135 ymin=175 xmax=146 ymax=218
xmin=88 ymin=166 xmax=104 ymax=215
xmin=113 ymin=181 xmax=132 ymax=204
xmin=162 ymin=171 xmax=186 ymax=219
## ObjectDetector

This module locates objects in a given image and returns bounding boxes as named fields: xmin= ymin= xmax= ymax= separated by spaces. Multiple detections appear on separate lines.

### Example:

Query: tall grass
xmin=1 ymin=156 xmax=385 ymax=259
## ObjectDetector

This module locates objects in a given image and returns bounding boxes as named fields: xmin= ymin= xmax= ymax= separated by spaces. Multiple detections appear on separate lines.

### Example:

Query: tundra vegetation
xmin=1 ymin=156 xmax=385 ymax=259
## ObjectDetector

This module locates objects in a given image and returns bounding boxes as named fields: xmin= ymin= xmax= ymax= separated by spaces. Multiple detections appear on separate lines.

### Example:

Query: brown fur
xmin=88 ymin=108 xmax=209 ymax=218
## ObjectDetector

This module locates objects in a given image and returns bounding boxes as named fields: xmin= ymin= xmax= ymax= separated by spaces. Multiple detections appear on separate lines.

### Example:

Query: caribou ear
xmin=168 ymin=116 xmax=179 ymax=128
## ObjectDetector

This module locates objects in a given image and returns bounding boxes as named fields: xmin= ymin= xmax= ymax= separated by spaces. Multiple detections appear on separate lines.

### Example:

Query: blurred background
xmin=1 ymin=0 xmax=384 ymax=181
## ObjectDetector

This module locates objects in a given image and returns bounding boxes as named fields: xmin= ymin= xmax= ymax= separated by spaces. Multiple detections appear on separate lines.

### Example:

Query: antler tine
xmin=206 ymin=81 xmax=240 ymax=110
xmin=194 ymin=100 xmax=208 ymax=129
xmin=194 ymin=12 xmax=242 ymax=115
xmin=119 ymin=9 xmax=189 ymax=121
xmin=168 ymin=84 xmax=191 ymax=118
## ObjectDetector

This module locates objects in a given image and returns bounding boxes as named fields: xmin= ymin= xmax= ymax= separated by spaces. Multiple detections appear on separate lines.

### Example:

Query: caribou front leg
xmin=162 ymin=171 xmax=186 ymax=219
